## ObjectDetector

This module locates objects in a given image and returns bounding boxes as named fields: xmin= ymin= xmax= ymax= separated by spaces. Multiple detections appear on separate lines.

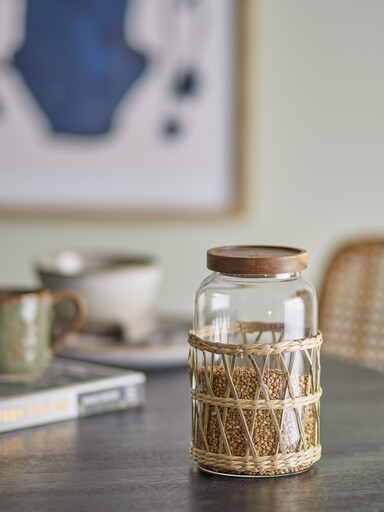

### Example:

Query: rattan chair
xmin=319 ymin=239 xmax=384 ymax=370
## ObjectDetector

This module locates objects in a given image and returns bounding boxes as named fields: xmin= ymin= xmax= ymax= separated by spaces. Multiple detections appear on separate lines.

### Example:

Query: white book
xmin=0 ymin=358 xmax=145 ymax=434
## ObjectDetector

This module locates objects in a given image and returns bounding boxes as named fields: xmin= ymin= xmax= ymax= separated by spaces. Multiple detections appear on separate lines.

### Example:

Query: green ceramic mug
xmin=0 ymin=288 xmax=87 ymax=381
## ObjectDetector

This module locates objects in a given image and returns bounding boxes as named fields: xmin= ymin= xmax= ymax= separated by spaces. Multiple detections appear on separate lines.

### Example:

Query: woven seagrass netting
xmin=188 ymin=322 xmax=322 ymax=476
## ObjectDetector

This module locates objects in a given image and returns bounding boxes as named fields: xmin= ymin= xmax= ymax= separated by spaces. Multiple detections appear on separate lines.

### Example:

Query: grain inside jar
xmin=196 ymin=366 xmax=315 ymax=476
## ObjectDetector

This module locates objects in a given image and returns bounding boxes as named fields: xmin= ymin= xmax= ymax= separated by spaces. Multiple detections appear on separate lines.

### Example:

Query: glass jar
xmin=188 ymin=246 xmax=322 ymax=477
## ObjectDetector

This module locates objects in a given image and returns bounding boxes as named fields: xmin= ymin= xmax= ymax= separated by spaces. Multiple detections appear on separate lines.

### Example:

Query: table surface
xmin=0 ymin=357 xmax=383 ymax=512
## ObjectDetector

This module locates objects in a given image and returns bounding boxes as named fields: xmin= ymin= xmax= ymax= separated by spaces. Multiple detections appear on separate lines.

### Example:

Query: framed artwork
xmin=0 ymin=0 xmax=252 ymax=217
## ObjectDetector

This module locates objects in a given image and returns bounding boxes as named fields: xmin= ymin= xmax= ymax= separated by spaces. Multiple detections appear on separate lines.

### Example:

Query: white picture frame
xmin=0 ymin=0 xmax=252 ymax=218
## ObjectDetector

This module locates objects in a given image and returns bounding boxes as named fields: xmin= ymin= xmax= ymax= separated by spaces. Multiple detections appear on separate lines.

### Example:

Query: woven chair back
xmin=319 ymin=240 xmax=384 ymax=370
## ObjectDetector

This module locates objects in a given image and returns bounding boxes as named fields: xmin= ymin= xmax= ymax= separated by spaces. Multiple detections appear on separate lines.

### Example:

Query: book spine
xmin=0 ymin=378 xmax=145 ymax=434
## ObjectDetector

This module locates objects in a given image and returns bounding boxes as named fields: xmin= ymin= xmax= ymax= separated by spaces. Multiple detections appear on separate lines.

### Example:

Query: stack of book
xmin=0 ymin=358 xmax=145 ymax=434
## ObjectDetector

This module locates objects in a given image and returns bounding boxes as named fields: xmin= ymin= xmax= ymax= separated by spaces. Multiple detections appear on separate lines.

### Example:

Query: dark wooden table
xmin=0 ymin=357 xmax=383 ymax=512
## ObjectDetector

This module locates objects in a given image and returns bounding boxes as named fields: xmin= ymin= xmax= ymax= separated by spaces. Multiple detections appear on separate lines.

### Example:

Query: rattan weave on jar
xmin=188 ymin=322 xmax=322 ymax=476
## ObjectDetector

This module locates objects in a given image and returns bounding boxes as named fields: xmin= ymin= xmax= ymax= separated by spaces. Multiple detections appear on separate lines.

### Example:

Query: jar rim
xmin=206 ymin=245 xmax=308 ymax=274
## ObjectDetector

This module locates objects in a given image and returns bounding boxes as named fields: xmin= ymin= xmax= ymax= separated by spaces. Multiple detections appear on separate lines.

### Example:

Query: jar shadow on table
xmin=188 ymin=466 xmax=322 ymax=512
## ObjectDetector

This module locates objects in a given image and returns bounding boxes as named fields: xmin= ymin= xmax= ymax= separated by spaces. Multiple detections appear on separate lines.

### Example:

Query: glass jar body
xmin=190 ymin=271 xmax=320 ymax=477
xmin=194 ymin=272 xmax=317 ymax=341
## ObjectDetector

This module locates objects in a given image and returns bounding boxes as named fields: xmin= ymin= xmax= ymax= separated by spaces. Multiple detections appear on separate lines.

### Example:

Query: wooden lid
xmin=207 ymin=246 xmax=307 ymax=274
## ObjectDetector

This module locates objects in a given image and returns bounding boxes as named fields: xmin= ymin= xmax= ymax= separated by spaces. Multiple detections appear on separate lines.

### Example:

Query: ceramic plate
xmin=58 ymin=318 xmax=191 ymax=370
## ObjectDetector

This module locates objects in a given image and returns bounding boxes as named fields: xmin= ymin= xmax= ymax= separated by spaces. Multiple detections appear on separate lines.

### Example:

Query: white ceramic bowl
xmin=35 ymin=250 xmax=162 ymax=339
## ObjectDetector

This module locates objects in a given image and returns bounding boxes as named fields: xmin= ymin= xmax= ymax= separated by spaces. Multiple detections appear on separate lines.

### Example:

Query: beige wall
xmin=1 ymin=0 xmax=384 ymax=316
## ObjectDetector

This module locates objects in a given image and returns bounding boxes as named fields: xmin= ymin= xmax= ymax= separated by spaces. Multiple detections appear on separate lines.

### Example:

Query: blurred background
xmin=1 ymin=0 xmax=384 ymax=318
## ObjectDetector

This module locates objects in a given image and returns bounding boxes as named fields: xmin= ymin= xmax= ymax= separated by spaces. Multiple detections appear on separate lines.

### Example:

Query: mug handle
xmin=50 ymin=290 xmax=87 ymax=353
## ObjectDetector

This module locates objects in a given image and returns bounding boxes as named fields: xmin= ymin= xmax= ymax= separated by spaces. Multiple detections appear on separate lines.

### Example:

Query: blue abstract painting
xmin=13 ymin=0 xmax=148 ymax=135
xmin=0 ymin=0 xmax=235 ymax=215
